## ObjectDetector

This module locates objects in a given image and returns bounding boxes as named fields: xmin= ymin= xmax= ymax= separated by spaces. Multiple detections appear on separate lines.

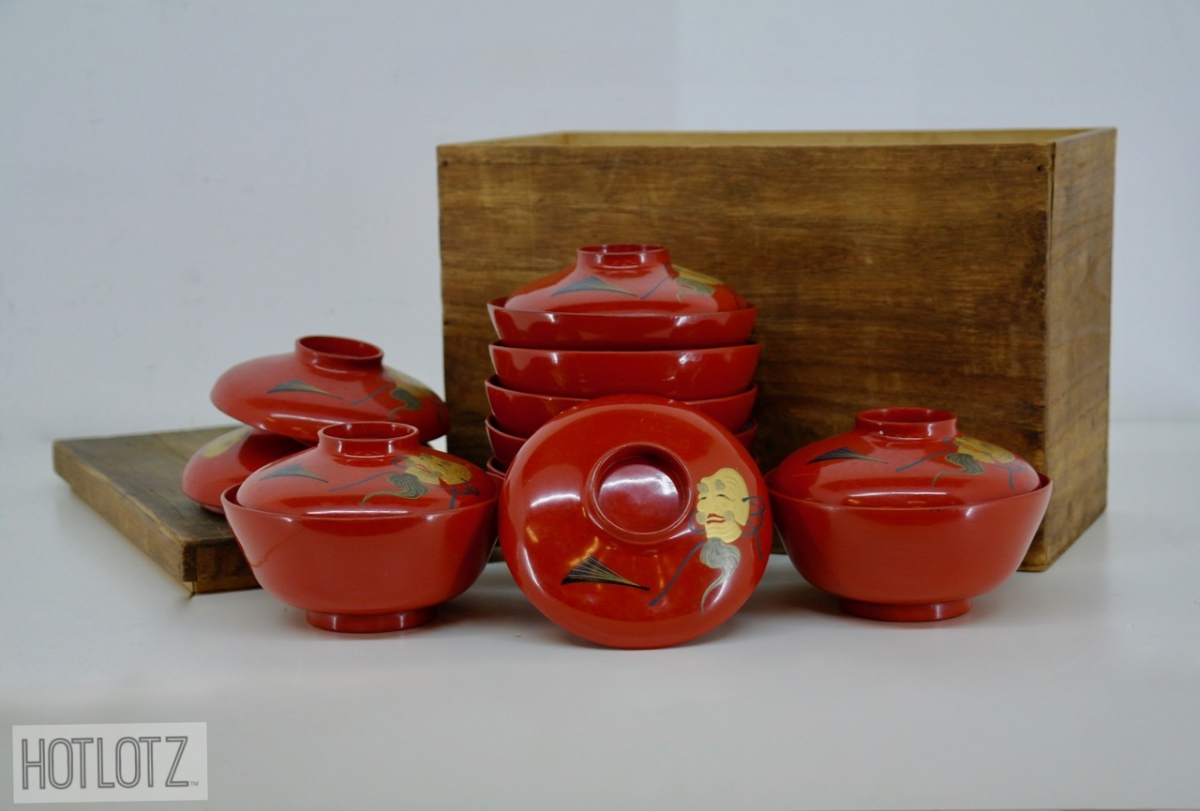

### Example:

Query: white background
xmin=1 ymin=0 xmax=1199 ymax=450
xmin=3 ymin=3 xmax=1200 ymax=810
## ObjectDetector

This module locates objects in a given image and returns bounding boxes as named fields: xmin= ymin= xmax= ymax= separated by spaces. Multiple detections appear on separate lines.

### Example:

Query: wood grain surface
xmin=438 ymin=129 xmax=1115 ymax=570
xmin=53 ymin=427 xmax=259 ymax=593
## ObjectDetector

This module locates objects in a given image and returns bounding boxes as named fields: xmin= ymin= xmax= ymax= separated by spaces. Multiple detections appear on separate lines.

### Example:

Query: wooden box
xmin=438 ymin=130 xmax=1115 ymax=570
xmin=54 ymin=427 xmax=259 ymax=593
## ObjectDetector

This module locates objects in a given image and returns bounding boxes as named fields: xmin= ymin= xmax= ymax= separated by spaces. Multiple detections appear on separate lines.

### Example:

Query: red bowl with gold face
xmin=485 ymin=376 xmax=757 ymax=438
xmin=489 ymin=342 xmax=760 ymax=400
xmin=488 ymin=298 xmax=758 ymax=350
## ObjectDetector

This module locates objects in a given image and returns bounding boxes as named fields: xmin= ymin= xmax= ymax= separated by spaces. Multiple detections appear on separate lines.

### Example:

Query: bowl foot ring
xmin=306 ymin=606 xmax=436 ymax=633
xmin=839 ymin=597 xmax=971 ymax=622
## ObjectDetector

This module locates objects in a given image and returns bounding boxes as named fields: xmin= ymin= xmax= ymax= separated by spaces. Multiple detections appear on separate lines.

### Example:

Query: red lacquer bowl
xmin=181 ymin=426 xmax=308 ymax=514
xmin=766 ymin=407 xmax=1050 ymax=621
xmin=488 ymin=297 xmax=759 ymax=350
xmin=500 ymin=395 xmax=772 ymax=649
xmin=768 ymin=477 xmax=1052 ymax=622
xmin=211 ymin=335 xmax=451 ymax=444
xmin=489 ymin=342 xmax=760 ymax=400
xmin=502 ymin=243 xmax=749 ymax=315
xmin=485 ymin=375 xmax=757 ymax=437
xmin=223 ymin=485 xmax=498 ymax=633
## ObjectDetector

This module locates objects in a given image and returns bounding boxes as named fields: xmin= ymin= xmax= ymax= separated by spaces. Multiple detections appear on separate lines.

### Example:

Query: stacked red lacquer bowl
xmin=484 ymin=243 xmax=761 ymax=473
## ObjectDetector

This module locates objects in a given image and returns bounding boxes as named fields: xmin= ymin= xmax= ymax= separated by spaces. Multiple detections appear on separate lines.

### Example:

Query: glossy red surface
xmin=499 ymin=395 xmax=772 ymax=649
xmin=485 ymin=375 xmax=758 ymax=438
xmin=181 ymin=426 xmax=308 ymax=514
xmin=503 ymin=244 xmax=748 ymax=314
xmin=767 ymin=407 xmax=1040 ymax=506
xmin=489 ymin=342 xmax=760 ymax=400
xmin=484 ymin=417 xmax=527 ymax=469
xmin=222 ymin=485 xmax=497 ymax=633
xmin=769 ymin=476 xmax=1052 ymax=621
xmin=487 ymin=414 xmax=758 ymax=468
xmin=766 ymin=407 xmax=1049 ymax=621
xmin=210 ymin=335 xmax=451 ymax=444
xmin=238 ymin=422 xmax=495 ymax=517
xmin=488 ymin=297 xmax=758 ymax=350
xmin=484 ymin=457 xmax=507 ymax=487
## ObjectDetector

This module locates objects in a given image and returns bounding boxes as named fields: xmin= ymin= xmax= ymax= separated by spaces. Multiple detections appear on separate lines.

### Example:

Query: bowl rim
xmin=488 ymin=340 xmax=760 ymax=359
xmin=488 ymin=296 xmax=759 ymax=319
xmin=220 ymin=484 xmax=499 ymax=522
xmin=485 ymin=374 xmax=759 ymax=406
xmin=484 ymin=414 xmax=526 ymax=443
xmin=766 ymin=473 xmax=1052 ymax=511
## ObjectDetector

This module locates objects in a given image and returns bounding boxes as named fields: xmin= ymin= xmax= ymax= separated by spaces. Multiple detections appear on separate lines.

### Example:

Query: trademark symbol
xmin=191 ymin=780 xmax=200 ymax=786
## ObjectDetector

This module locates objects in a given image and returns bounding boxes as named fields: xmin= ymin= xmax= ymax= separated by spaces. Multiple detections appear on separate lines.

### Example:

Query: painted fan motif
xmin=551 ymin=275 xmax=639 ymax=298
xmin=267 ymin=379 xmax=339 ymax=398
xmin=561 ymin=556 xmax=648 ymax=590
xmin=267 ymin=370 xmax=432 ymax=416
xmin=258 ymin=463 xmax=329 ymax=483
xmin=808 ymin=446 xmax=888 ymax=464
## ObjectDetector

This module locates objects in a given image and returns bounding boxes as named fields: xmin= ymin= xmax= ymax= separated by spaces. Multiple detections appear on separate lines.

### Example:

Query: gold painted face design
xmin=695 ymin=468 xmax=751 ymax=544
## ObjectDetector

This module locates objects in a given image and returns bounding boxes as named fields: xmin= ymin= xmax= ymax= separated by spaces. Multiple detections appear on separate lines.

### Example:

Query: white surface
xmin=2 ymin=423 xmax=1199 ymax=810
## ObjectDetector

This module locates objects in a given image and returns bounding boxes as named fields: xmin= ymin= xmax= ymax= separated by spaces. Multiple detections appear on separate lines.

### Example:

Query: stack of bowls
xmin=483 ymin=243 xmax=761 ymax=473
xmin=182 ymin=335 xmax=451 ymax=513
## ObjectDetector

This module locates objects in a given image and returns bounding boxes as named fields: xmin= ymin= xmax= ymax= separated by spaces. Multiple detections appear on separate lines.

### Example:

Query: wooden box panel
xmin=438 ymin=129 xmax=1115 ymax=570
xmin=54 ymin=427 xmax=259 ymax=593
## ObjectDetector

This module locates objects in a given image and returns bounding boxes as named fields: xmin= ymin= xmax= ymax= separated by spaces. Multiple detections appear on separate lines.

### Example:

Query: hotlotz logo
xmin=12 ymin=723 xmax=207 ymax=804
xmin=20 ymin=736 xmax=190 ymax=790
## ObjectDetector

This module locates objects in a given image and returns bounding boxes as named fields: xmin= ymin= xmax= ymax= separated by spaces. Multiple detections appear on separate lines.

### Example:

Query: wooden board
xmin=437 ymin=129 xmax=1116 ymax=571
xmin=53 ymin=427 xmax=259 ymax=594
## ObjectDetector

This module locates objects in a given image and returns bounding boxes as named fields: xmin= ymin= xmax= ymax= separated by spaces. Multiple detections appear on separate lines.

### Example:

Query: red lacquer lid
xmin=502 ymin=244 xmax=748 ymax=315
xmin=210 ymin=336 xmax=451 ymax=444
xmin=766 ymin=407 xmax=1041 ymax=507
xmin=237 ymin=422 xmax=495 ymax=517
xmin=499 ymin=395 xmax=771 ymax=649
